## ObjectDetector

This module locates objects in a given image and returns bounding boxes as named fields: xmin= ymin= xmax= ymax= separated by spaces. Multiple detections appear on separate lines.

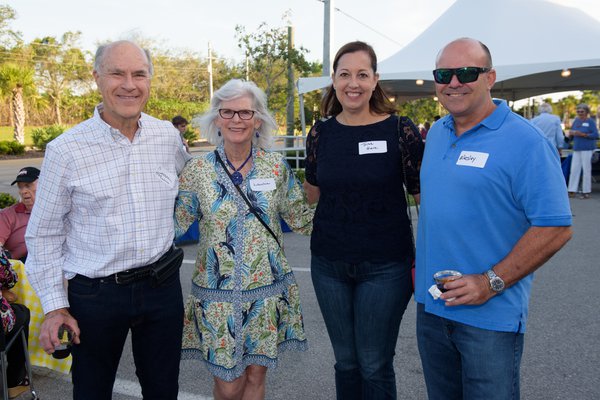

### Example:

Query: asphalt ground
xmin=1 ymin=155 xmax=599 ymax=399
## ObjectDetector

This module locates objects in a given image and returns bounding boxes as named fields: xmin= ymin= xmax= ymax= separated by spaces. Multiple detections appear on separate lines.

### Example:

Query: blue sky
xmin=5 ymin=0 xmax=600 ymax=64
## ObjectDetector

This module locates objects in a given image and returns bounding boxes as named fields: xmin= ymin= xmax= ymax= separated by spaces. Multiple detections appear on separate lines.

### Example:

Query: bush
xmin=0 ymin=193 xmax=17 ymax=209
xmin=183 ymin=127 xmax=199 ymax=145
xmin=294 ymin=169 xmax=305 ymax=183
xmin=31 ymin=125 xmax=67 ymax=150
xmin=0 ymin=140 xmax=25 ymax=155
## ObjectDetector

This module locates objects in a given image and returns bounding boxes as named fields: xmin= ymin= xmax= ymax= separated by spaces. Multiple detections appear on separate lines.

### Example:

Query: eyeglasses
xmin=218 ymin=109 xmax=256 ymax=120
xmin=432 ymin=67 xmax=492 ymax=84
xmin=576 ymin=109 xmax=587 ymax=113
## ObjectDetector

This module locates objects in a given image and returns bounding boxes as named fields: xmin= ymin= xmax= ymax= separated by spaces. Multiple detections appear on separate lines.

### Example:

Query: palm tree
xmin=0 ymin=62 xmax=35 ymax=144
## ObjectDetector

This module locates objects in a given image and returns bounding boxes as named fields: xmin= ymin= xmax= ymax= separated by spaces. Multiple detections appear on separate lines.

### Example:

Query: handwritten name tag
xmin=582 ymin=122 xmax=589 ymax=127
xmin=358 ymin=141 xmax=387 ymax=155
xmin=456 ymin=151 xmax=489 ymax=168
xmin=250 ymin=178 xmax=276 ymax=192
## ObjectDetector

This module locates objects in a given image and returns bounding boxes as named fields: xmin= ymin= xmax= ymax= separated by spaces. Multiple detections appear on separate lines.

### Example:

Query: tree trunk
xmin=12 ymin=85 xmax=25 ymax=144
xmin=54 ymin=95 xmax=62 ymax=125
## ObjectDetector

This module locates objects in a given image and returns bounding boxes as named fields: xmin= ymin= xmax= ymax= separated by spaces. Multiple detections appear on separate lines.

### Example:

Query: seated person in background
xmin=0 ymin=167 xmax=40 ymax=263
xmin=1 ymin=249 xmax=31 ymax=399
xmin=172 ymin=115 xmax=191 ymax=152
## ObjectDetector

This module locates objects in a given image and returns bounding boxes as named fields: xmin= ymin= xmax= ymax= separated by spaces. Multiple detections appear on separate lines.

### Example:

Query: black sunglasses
xmin=432 ymin=67 xmax=492 ymax=84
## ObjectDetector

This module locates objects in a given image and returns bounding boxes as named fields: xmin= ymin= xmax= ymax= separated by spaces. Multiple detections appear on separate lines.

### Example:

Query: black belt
xmin=100 ymin=247 xmax=176 ymax=285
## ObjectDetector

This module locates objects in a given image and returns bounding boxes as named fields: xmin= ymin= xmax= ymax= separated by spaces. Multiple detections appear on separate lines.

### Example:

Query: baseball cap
xmin=11 ymin=167 xmax=40 ymax=185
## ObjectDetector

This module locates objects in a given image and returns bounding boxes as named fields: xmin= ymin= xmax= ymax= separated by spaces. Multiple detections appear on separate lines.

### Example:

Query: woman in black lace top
xmin=304 ymin=41 xmax=424 ymax=400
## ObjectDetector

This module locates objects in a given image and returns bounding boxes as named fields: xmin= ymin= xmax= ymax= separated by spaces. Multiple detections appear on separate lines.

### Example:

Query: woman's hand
xmin=303 ymin=181 xmax=321 ymax=205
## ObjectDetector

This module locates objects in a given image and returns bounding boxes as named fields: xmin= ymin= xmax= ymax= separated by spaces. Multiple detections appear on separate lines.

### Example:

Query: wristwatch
xmin=484 ymin=269 xmax=505 ymax=294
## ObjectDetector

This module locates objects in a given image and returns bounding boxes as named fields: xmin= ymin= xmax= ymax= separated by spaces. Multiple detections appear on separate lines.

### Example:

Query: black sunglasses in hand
xmin=432 ymin=67 xmax=492 ymax=84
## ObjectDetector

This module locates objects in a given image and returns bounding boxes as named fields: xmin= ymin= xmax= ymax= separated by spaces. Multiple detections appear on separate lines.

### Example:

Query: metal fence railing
xmin=272 ymin=135 xmax=307 ymax=170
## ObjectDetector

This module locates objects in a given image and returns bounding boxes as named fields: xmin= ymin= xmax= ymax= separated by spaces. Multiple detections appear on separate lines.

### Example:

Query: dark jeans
xmin=5 ymin=303 xmax=30 ymax=387
xmin=311 ymin=254 xmax=413 ymax=400
xmin=417 ymin=303 xmax=524 ymax=400
xmin=68 ymin=269 xmax=184 ymax=400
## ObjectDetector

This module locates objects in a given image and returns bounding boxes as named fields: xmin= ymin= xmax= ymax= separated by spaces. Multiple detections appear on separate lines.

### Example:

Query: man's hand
xmin=39 ymin=308 xmax=81 ymax=355
xmin=440 ymin=273 xmax=494 ymax=306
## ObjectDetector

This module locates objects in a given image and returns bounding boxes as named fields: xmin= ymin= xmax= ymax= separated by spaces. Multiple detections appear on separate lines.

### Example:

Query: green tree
xmin=30 ymin=32 xmax=91 ymax=125
xmin=0 ymin=5 xmax=20 ymax=48
xmin=0 ymin=61 xmax=35 ymax=143
xmin=397 ymin=97 xmax=440 ymax=126
xmin=235 ymin=15 xmax=315 ymax=127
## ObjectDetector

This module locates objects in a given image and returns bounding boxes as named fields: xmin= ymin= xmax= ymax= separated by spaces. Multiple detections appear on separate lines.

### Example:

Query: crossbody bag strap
xmin=214 ymin=150 xmax=282 ymax=249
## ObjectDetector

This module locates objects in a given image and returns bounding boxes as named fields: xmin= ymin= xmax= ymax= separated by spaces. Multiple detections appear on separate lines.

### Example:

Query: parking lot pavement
xmin=3 ymin=154 xmax=599 ymax=399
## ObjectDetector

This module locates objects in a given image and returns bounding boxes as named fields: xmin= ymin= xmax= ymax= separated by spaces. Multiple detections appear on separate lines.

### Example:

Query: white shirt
xmin=25 ymin=106 xmax=191 ymax=313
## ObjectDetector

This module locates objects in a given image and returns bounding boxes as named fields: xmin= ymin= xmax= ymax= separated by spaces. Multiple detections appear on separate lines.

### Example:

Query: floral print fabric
xmin=175 ymin=146 xmax=314 ymax=381
xmin=0 ymin=249 xmax=17 ymax=333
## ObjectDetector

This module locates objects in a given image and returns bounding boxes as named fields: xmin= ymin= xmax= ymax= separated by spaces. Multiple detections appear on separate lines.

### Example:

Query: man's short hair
xmin=538 ymin=103 xmax=553 ymax=114
xmin=94 ymin=40 xmax=154 ymax=76
xmin=172 ymin=115 xmax=188 ymax=126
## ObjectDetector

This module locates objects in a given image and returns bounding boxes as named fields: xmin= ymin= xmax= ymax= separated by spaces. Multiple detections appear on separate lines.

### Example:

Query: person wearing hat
xmin=0 ymin=167 xmax=40 ymax=263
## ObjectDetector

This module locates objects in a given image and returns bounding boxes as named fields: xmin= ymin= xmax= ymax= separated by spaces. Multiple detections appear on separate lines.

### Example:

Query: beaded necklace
xmin=225 ymin=147 xmax=252 ymax=185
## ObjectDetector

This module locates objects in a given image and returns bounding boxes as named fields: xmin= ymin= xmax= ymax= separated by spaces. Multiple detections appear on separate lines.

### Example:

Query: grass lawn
xmin=0 ymin=126 xmax=39 ymax=146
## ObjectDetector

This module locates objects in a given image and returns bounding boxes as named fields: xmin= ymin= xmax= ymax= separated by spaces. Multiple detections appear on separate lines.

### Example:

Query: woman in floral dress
xmin=175 ymin=79 xmax=314 ymax=400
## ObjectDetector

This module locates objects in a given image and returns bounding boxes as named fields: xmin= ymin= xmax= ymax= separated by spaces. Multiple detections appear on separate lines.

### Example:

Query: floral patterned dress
xmin=1 ymin=249 xmax=17 ymax=334
xmin=175 ymin=146 xmax=314 ymax=381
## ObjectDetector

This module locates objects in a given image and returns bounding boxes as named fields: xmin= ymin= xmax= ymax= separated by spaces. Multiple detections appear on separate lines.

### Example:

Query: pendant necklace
xmin=225 ymin=147 xmax=252 ymax=185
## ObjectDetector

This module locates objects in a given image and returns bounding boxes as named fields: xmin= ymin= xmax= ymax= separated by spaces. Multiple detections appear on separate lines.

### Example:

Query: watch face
xmin=491 ymin=277 xmax=505 ymax=292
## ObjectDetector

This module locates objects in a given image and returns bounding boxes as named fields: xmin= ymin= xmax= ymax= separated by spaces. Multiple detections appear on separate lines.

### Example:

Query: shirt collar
xmin=15 ymin=202 xmax=28 ymax=213
xmin=93 ymin=104 xmax=145 ymax=141
xmin=442 ymin=99 xmax=510 ymax=134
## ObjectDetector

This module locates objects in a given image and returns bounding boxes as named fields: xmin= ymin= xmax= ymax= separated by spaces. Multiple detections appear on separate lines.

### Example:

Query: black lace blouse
xmin=305 ymin=115 xmax=424 ymax=264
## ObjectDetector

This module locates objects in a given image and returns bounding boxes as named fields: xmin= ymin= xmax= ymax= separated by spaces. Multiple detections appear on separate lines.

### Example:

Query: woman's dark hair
xmin=321 ymin=41 xmax=396 ymax=117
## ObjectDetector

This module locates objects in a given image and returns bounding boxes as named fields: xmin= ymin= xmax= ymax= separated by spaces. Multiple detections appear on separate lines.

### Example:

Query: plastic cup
xmin=433 ymin=270 xmax=462 ymax=293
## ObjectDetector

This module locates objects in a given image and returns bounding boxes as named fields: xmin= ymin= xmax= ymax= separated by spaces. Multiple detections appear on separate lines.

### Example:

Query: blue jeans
xmin=311 ymin=254 xmax=413 ymax=400
xmin=68 ymin=269 xmax=184 ymax=400
xmin=416 ymin=303 xmax=524 ymax=400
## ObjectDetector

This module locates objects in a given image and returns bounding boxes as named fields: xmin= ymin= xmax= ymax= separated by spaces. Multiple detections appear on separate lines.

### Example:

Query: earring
xmin=255 ymin=131 xmax=260 ymax=138
xmin=217 ymin=130 xmax=221 ymax=137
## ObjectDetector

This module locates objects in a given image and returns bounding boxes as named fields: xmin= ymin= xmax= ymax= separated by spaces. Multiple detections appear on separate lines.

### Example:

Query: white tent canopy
xmin=297 ymin=0 xmax=600 ymax=103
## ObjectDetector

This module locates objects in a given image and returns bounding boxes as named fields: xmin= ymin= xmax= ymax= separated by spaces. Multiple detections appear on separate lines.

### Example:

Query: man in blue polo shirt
xmin=416 ymin=37 xmax=572 ymax=400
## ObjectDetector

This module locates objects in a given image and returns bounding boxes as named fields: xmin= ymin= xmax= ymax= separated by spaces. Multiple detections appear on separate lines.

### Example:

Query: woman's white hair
xmin=195 ymin=79 xmax=277 ymax=149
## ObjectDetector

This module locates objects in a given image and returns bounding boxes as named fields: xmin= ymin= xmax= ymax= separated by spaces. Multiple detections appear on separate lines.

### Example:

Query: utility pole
xmin=245 ymin=52 xmax=249 ymax=82
xmin=207 ymin=42 xmax=214 ymax=100
xmin=323 ymin=0 xmax=334 ymax=77
xmin=286 ymin=26 xmax=295 ymax=142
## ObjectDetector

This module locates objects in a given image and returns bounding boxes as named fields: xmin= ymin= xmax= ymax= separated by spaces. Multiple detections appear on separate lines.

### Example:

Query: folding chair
xmin=1 ymin=325 xmax=39 ymax=399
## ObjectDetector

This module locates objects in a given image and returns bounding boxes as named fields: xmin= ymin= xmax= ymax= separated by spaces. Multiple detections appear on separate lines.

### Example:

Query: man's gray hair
xmin=538 ymin=102 xmax=553 ymax=114
xmin=94 ymin=40 xmax=154 ymax=76
xmin=196 ymin=79 xmax=276 ymax=149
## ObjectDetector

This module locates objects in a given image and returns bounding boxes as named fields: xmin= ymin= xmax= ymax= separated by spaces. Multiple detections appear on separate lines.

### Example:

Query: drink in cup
xmin=433 ymin=270 xmax=462 ymax=293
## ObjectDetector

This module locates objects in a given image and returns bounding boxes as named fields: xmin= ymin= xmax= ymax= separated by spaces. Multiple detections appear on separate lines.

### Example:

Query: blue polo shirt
xmin=415 ymin=100 xmax=572 ymax=333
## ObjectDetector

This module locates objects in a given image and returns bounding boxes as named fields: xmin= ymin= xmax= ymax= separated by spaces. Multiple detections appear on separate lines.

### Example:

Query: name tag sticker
xmin=582 ymin=122 xmax=589 ymax=127
xmin=456 ymin=151 xmax=489 ymax=168
xmin=155 ymin=165 xmax=176 ymax=186
xmin=250 ymin=178 xmax=276 ymax=192
xmin=358 ymin=141 xmax=387 ymax=155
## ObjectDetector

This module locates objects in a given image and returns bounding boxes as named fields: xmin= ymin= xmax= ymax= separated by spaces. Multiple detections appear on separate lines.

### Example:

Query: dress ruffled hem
xmin=181 ymin=338 xmax=308 ymax=382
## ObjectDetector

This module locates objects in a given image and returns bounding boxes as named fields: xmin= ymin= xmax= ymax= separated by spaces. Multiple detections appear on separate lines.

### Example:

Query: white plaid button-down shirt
xmin=26 ymin=106 xmax=191 ymax=313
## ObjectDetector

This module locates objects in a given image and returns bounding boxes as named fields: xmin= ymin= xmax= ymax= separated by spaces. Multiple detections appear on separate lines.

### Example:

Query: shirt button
xmin=451 ymin=144 xmax=457 ymax=148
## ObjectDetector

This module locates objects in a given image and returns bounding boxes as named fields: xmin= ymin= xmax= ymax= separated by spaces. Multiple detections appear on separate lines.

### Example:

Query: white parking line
xmin=112 ymin=378 xmax=210 ymax=400
xmin=183 ymin=259 xmax=311 ymax=272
